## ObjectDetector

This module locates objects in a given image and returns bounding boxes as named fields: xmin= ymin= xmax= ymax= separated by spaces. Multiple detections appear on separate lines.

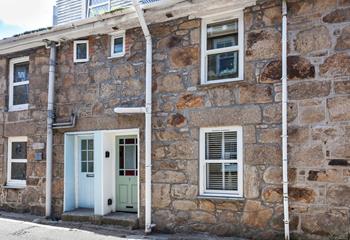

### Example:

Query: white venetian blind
xmin=205 ymin=131 xmax=238 ymax=191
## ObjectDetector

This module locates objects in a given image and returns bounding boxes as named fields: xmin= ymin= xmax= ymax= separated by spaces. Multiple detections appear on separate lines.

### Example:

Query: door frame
xmin=115 ymin=135 xmax=139 ymax=213
xmin=63 ymin=129 xmax=140 ymax=218
xmin=74 ymin=134 xmax=94 ymax=209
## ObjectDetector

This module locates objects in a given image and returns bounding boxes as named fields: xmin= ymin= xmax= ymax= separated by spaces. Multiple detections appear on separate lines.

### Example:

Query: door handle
xmin=86 ymin=173 xmax=94 ymax=178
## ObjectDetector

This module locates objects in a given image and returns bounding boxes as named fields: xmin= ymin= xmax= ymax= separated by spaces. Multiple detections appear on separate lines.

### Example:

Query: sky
xmin=0 ymin=0 xmax=56 ymax=39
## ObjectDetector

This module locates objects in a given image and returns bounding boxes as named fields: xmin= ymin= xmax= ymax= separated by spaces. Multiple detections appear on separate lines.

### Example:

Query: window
xmin=9 ymin=57 xmax=29 ymax=111
xmin=80 ymin=139 xmax=94 ymax=173
xmin=110 ymin=32 xmax=125 ymax=58
xmin=118 ymin=137 xmax=138 ymax=176
xmin=74 ymin=40 xmax=89 ymax=63
xmin=201 ymin=11 xmax=244 ymax=84
xmin=200 ymin=127 xmax=243 ymax=197
xmin=88 ymin=0 xmax=110 ymax=17
xmin=7 ymin=137 xmax=27 ymax=187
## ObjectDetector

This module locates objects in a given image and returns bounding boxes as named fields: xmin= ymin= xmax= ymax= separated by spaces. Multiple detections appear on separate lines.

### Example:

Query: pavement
xmin=0 ymin=211 xmax=245 ymax=240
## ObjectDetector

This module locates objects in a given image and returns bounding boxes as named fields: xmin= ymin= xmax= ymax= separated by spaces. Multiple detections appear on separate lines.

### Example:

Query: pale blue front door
xmin=78 ymin=137 xmax=94 ymax=208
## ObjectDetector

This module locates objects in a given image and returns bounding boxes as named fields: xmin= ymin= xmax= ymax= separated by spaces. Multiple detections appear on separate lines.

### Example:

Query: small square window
xmin=74 ymin=40 xmax=89 ymax=63
xmin=9 ymin=57 xmax=30 ymax=111
xmin=110 ymin=32 xmax=125 ymax=58
xmin=200 ymin=127 xmax=243 ymax=198
xmin=7 ymin=137 xmax=28 ymax=187
xmin=201 ymin=11 xmax=244 ymax=84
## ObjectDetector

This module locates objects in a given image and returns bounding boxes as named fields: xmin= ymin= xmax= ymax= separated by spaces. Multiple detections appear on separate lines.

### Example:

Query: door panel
xmin=116 ymin=137 xmax=138 ymax=212
xmin=78 ymin=138 xmax=94 ymax=209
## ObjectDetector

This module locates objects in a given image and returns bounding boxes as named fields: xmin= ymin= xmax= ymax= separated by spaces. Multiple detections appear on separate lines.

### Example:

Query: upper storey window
xmin=201 ymin=11 xmax=244 ymax=84
xmin=74 ymin=40 xmax=89 ymax=63
xmin=9 ymin=57 xmax=30 ymax=111
xmin=88 ymin=0 xmax=110 ymax=17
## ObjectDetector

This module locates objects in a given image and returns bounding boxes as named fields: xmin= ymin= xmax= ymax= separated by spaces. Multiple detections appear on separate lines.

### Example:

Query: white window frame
xmin=7 ymin=136 xmax=28 ymax=187
xmin=201 ymin=10 xmax=244 ymax=85
xmin=9 ymin=56 xmax=30 ymax=112
xmin=109 ymin=31 xmax=126 ymax=58
xmin=74 ymin=40 xmax=89 ymax=63
xmin=87 ymin=0 xmax=111 ymax=18
xmin=199 ymin=126 xmax=243 ymax=198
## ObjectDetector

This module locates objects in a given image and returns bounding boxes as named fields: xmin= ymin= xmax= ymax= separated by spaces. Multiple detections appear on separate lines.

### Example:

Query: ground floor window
xmin=7 ymin=137 xmax=27 ymax=187
xmin=199 ymin=127 xmax=243 ymax=197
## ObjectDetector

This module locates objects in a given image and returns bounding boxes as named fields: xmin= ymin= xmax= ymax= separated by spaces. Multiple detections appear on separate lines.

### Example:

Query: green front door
xmin=116 ymin=136 xmax=138 ymax=212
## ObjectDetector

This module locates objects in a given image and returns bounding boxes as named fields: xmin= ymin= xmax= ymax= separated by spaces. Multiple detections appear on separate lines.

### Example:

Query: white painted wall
xmin=102 ymin=132 xmax=116 ymax=215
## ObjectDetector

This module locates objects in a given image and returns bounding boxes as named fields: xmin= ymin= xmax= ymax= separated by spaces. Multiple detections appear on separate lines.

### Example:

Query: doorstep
xmin=61 ymin=208 xmax=139 ymax=229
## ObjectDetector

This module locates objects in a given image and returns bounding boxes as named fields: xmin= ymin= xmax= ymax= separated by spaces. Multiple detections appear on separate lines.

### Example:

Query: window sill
xmin=2 ymin=185 xmax=26 ymax=189
xmin=9 ymin=104 xmax=29 ymax=112
xmin=197 ymin=195 xmax=244 ymax=201
xmin=74 ymin=60 xmax=89 ymax=64
xmin=201 ymin=78 xmax=243 ymax=85
xmin=108 ymin=54 xmax=125 ymax=59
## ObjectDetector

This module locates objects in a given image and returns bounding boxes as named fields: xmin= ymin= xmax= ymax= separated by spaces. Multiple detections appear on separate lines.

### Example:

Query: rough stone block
xmin=327 ymin=96 xmax=350 ymax=122
xmin=295 ymin=26 xmax=331 ymax=54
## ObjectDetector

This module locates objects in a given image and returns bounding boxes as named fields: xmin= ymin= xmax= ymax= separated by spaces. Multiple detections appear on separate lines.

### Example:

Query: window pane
xmin=81 ymin=140 xmax=87 ymax=150
xmin=88 ymin=140 xmax=94 ymax=150
xmin=224 ymin=132 xmax=237 ymax=159
xmin=88 ymin=151 xmax=94 ymax=161
xmin=119 ymin=145 xmax=124 ymax=169
xmin=125 ymin=138 xmax=135 ymax=145
xmin=206 ymin=163 xmax=238 ymax=191
xmin=14 ymin=63 xmax=29 ymax=83
xmin=11 ymin=142 xmax=27 ymax=159
xmin=125 ymin=145 xmax=136 ymax=169
xmin=207 ymin=19 xmax=238 ymax=50
xmin=81 ymin=162 xmax=87 ymax=172
xmin=11 ymin=162 xmax=26 ymax=180
xmin=207 ymin=51 xmax=238 ymax=81
xmin=207 ymin=163 xmax=222 ymax=190
xmin=89 ymin=4 xmax=109 ymax=17
xmin=13 ymin=85 xmax=29 ymax=105
xmin=81 ymin=151 xmax=87 ymax=161
xmin=90 ymin=0 xmax=108 ymax=6
xmin=88 ymin=162 xmax=94 ymax=172
xmin=76 ymin=43 xmax=87 ymax=60
xmin=224 ymin=163 xmax=238 ymax=191
xmin=113 ymin=37 xmax=123 ymax=54
xmin=205 ymin=132 xmax=222 ymax=160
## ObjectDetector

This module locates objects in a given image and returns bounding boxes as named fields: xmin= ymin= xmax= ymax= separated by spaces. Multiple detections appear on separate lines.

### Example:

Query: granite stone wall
xmin=0 ymin=0 xmax=349 ymax=239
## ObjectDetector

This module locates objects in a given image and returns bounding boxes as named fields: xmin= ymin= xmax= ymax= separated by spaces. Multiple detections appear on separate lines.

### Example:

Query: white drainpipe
xmin=281 ymin=0 xmax=290 ymax=239
xmin=125 ymin=0 xmax=154 ymax=233
xmin=45 ymin=42 xmax=57 ymax=217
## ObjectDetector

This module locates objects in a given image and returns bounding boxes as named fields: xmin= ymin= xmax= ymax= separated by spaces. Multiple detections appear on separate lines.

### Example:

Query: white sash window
xmin=201 ymin=11 xmax=244 ymax=84
xmin=7 ymin=137 xmax=28 ymax=187
xmin=200 ymin=127 xmax=243 ymax=197
xmin=9 ymin=57 xmax=29 ymax=111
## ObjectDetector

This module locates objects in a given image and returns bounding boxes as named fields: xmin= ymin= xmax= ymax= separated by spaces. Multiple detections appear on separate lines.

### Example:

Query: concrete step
xmin=62 ymin=209 xmax=139 ymax=230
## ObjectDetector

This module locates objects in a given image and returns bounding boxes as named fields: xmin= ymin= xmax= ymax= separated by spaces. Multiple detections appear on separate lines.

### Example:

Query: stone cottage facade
xmin=0 ymin=0 xmax=349 ymax=239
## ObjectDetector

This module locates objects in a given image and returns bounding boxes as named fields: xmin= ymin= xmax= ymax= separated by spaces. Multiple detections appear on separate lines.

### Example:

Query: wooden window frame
xmin=74 ymin=40 xmax=89 ymax=63
xmin=201 ymin=10 xmax=244 ymax=85
xmin=109 ymin=31 xmax=126 ymax=58
xmin=9 ymin=57 xmax=30 ymax=112
xmin=199 ymin=126 xmax=243 ymax=198
xmin=7 ymin=136 xmax=28 ymax=187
